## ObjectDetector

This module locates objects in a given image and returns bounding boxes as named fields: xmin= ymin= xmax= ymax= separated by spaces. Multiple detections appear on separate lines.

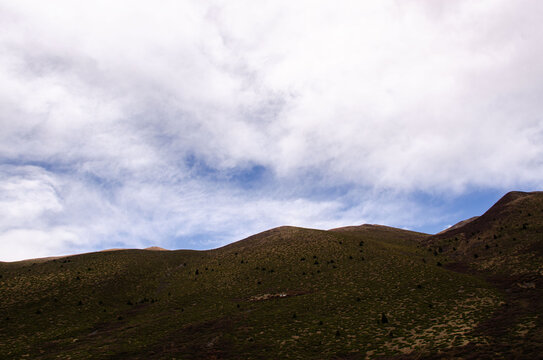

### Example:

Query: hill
xmin=0 ymin=192 xmax=542 ymax=359
xmin=427 ymin=191 xmax=543 ymax=275
xmin=420 ymin=191 xmax=543 ymax=358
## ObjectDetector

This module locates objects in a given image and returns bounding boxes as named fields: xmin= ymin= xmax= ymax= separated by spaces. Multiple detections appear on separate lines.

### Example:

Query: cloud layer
xmin=1 ymin=1 xmax=542 ymax=260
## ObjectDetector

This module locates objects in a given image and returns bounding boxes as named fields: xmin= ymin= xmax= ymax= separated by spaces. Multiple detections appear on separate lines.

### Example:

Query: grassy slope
xmin=419 ymin=191 xmax=543 ymax=358
xmin=2 ymin=191 xmax=541 ymax=359
xmin=0 ymin=227 xmax=500 ymax=359
xmin=427 ymin=191 xmax=543 ymax=275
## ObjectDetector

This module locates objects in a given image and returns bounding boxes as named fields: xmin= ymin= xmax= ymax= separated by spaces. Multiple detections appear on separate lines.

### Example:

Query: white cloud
xmin=1 ymin=0 xmax=542 ymax=260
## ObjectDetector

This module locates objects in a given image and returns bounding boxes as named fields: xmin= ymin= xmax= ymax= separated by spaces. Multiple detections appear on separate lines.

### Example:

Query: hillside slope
xmin=427 ymin=191 xmax=543 ymax=275
xmin=1 ymin=226 xmax=502 ymax=359
xmin=421 ymin=191 xmax=543 ymax=358
xmin=0 ymin=192 xmax=541 ymax=359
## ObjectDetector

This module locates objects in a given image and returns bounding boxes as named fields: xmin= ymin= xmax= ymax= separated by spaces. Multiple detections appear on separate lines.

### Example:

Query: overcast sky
xmin=1 ymin=1 xmax=542 ymax=261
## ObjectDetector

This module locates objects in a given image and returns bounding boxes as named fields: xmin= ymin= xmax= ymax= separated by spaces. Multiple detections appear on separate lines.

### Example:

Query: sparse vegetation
xmin=0 ymin=191 xmax=542 ymax=359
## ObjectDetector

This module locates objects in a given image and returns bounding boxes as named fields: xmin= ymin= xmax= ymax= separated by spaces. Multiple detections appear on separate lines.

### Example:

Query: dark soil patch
xmin=141 ymin=316 xmax=239 ymax=359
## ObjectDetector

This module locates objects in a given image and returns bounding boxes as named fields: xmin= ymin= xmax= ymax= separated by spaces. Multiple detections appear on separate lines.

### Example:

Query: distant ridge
xmin=330 ymin=223 xmax=427 ymax=235
xmin=437 ymin=216 xmax=479 ymax=235
xmin=3 ymin=247 xmax=170 ymax=264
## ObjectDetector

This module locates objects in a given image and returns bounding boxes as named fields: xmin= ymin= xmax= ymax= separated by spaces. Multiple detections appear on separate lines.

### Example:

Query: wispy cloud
xmin=1 ymin=1 xmax=542 ymax=260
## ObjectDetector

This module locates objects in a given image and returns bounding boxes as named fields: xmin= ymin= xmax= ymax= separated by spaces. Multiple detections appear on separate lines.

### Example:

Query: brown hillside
xmin=414 ymin=191 xmax=543 ymax=359
xmin=331 ymin=223 xmax=428 ymax=238
xmin=425 ymin=191 xmax=543 ymax=275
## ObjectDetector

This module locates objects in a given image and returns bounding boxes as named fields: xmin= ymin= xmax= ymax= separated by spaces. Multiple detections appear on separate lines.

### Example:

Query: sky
xmin=1 ymin=1 xmax=542 ymax=261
